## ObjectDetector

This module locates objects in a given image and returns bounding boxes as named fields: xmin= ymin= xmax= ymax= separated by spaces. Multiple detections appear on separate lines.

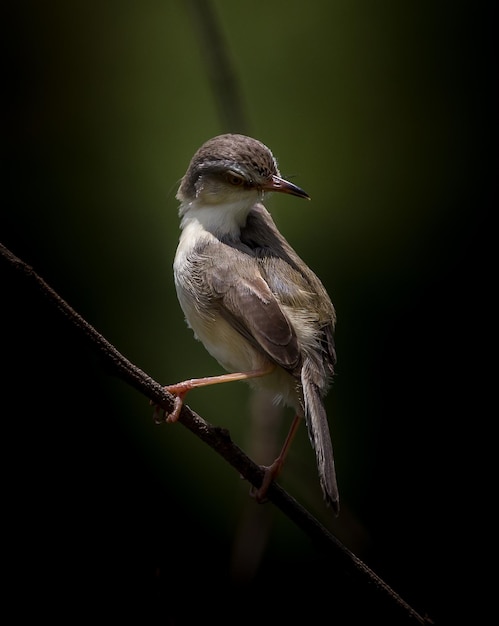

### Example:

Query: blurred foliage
xmin=2 ymin=0 xmax=495 ymax=622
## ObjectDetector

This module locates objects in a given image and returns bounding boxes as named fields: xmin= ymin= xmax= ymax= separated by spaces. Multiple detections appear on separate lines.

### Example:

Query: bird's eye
xmin=226 ymin=172 xmax=245 ymax=187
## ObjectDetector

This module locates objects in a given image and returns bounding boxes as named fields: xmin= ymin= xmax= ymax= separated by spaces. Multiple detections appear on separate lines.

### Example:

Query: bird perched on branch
xmin=164 ymin=133 xmax=339 ymax=514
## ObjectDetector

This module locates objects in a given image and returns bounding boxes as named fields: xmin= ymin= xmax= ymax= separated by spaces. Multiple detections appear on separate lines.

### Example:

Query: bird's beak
xmin=263 ymin=175 xmax=310 ymax=200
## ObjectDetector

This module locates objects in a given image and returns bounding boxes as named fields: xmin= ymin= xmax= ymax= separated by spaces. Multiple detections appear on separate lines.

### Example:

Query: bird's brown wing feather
xmin=206 ymin=250 xmax=301 ymax=374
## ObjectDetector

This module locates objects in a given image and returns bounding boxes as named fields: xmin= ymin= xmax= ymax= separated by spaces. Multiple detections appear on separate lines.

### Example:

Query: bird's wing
xmin=206 ymin=249 xmax=301 ymax=373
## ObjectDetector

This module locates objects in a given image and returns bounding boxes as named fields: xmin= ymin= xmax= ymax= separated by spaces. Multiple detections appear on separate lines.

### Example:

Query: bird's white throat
xmin=179 ymin=194 xmax=262 ymax=239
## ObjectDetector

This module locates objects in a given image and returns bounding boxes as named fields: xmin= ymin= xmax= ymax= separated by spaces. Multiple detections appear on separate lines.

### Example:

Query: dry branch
xmin=1 ymin=241 xmax=431 ymax=625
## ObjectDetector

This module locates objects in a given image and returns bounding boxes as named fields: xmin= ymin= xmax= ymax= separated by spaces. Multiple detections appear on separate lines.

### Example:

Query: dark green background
xmin=2 ymin=1 xmax=494 ymax=623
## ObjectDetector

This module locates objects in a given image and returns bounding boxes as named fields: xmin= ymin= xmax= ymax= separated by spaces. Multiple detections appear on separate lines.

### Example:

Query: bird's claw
xmin=152 ymin=402 xmax=167 ymax=424
xmin=151 ymin=385 xmax=188 ymax=424
xmin=249 ymin=463 xmax=280 ymax=503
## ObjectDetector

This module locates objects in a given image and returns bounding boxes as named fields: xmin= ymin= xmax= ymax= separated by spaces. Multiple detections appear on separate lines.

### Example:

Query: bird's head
xmin=177 ymin=134 xmax=310 ymax=210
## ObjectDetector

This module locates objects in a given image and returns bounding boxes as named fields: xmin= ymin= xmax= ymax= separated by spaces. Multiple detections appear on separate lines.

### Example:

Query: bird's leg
xmin=252 ymin=413 xmax=302 ymax=503
xmin=158 ymin=365 xmax=276 ymax=423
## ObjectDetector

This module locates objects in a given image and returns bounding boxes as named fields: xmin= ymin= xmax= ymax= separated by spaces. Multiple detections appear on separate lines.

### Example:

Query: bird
xmin=164 ymin=133 xmax=339 ymax=514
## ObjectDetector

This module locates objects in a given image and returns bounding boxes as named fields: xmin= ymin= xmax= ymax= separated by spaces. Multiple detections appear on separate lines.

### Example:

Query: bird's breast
xmin=173 ymin=225 xmax=262 ymax=374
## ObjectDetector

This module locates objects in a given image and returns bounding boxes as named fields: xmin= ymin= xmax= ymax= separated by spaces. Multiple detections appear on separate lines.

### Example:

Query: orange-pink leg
xmin=161 ymin=365 xmax=275 ymax=423
xmin=252 ymin=413 xmax=302 ymax=502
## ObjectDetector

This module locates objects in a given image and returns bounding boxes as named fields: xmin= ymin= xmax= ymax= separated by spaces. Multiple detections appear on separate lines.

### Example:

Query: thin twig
xmin=0 ymin=241 xmax=432 ymax=624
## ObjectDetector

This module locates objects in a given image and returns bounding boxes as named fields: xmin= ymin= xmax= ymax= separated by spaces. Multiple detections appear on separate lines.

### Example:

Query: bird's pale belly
xmin=176 ymin=284 xmax=299 ymax=409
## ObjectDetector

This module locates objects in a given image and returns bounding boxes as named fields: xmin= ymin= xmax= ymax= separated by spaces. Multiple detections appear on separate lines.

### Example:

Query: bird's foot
xmin=151 ymin=382 xmax=191 ymax=424
xmin=250 ymin=459 xmax=283 ymax=503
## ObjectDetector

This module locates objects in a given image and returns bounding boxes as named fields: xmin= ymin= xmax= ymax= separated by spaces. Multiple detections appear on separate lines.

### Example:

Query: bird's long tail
xmin=301 ymin=369 xmax=339 ymax=514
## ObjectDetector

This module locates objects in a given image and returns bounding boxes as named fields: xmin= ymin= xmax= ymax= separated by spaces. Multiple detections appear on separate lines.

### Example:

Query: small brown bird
xmin=165 ymin=133 xmax=339 ymax=513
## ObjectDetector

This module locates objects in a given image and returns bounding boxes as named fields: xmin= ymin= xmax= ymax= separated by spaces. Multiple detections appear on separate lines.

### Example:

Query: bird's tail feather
xmin=301 ymin=371 xmax=339 ymax=514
